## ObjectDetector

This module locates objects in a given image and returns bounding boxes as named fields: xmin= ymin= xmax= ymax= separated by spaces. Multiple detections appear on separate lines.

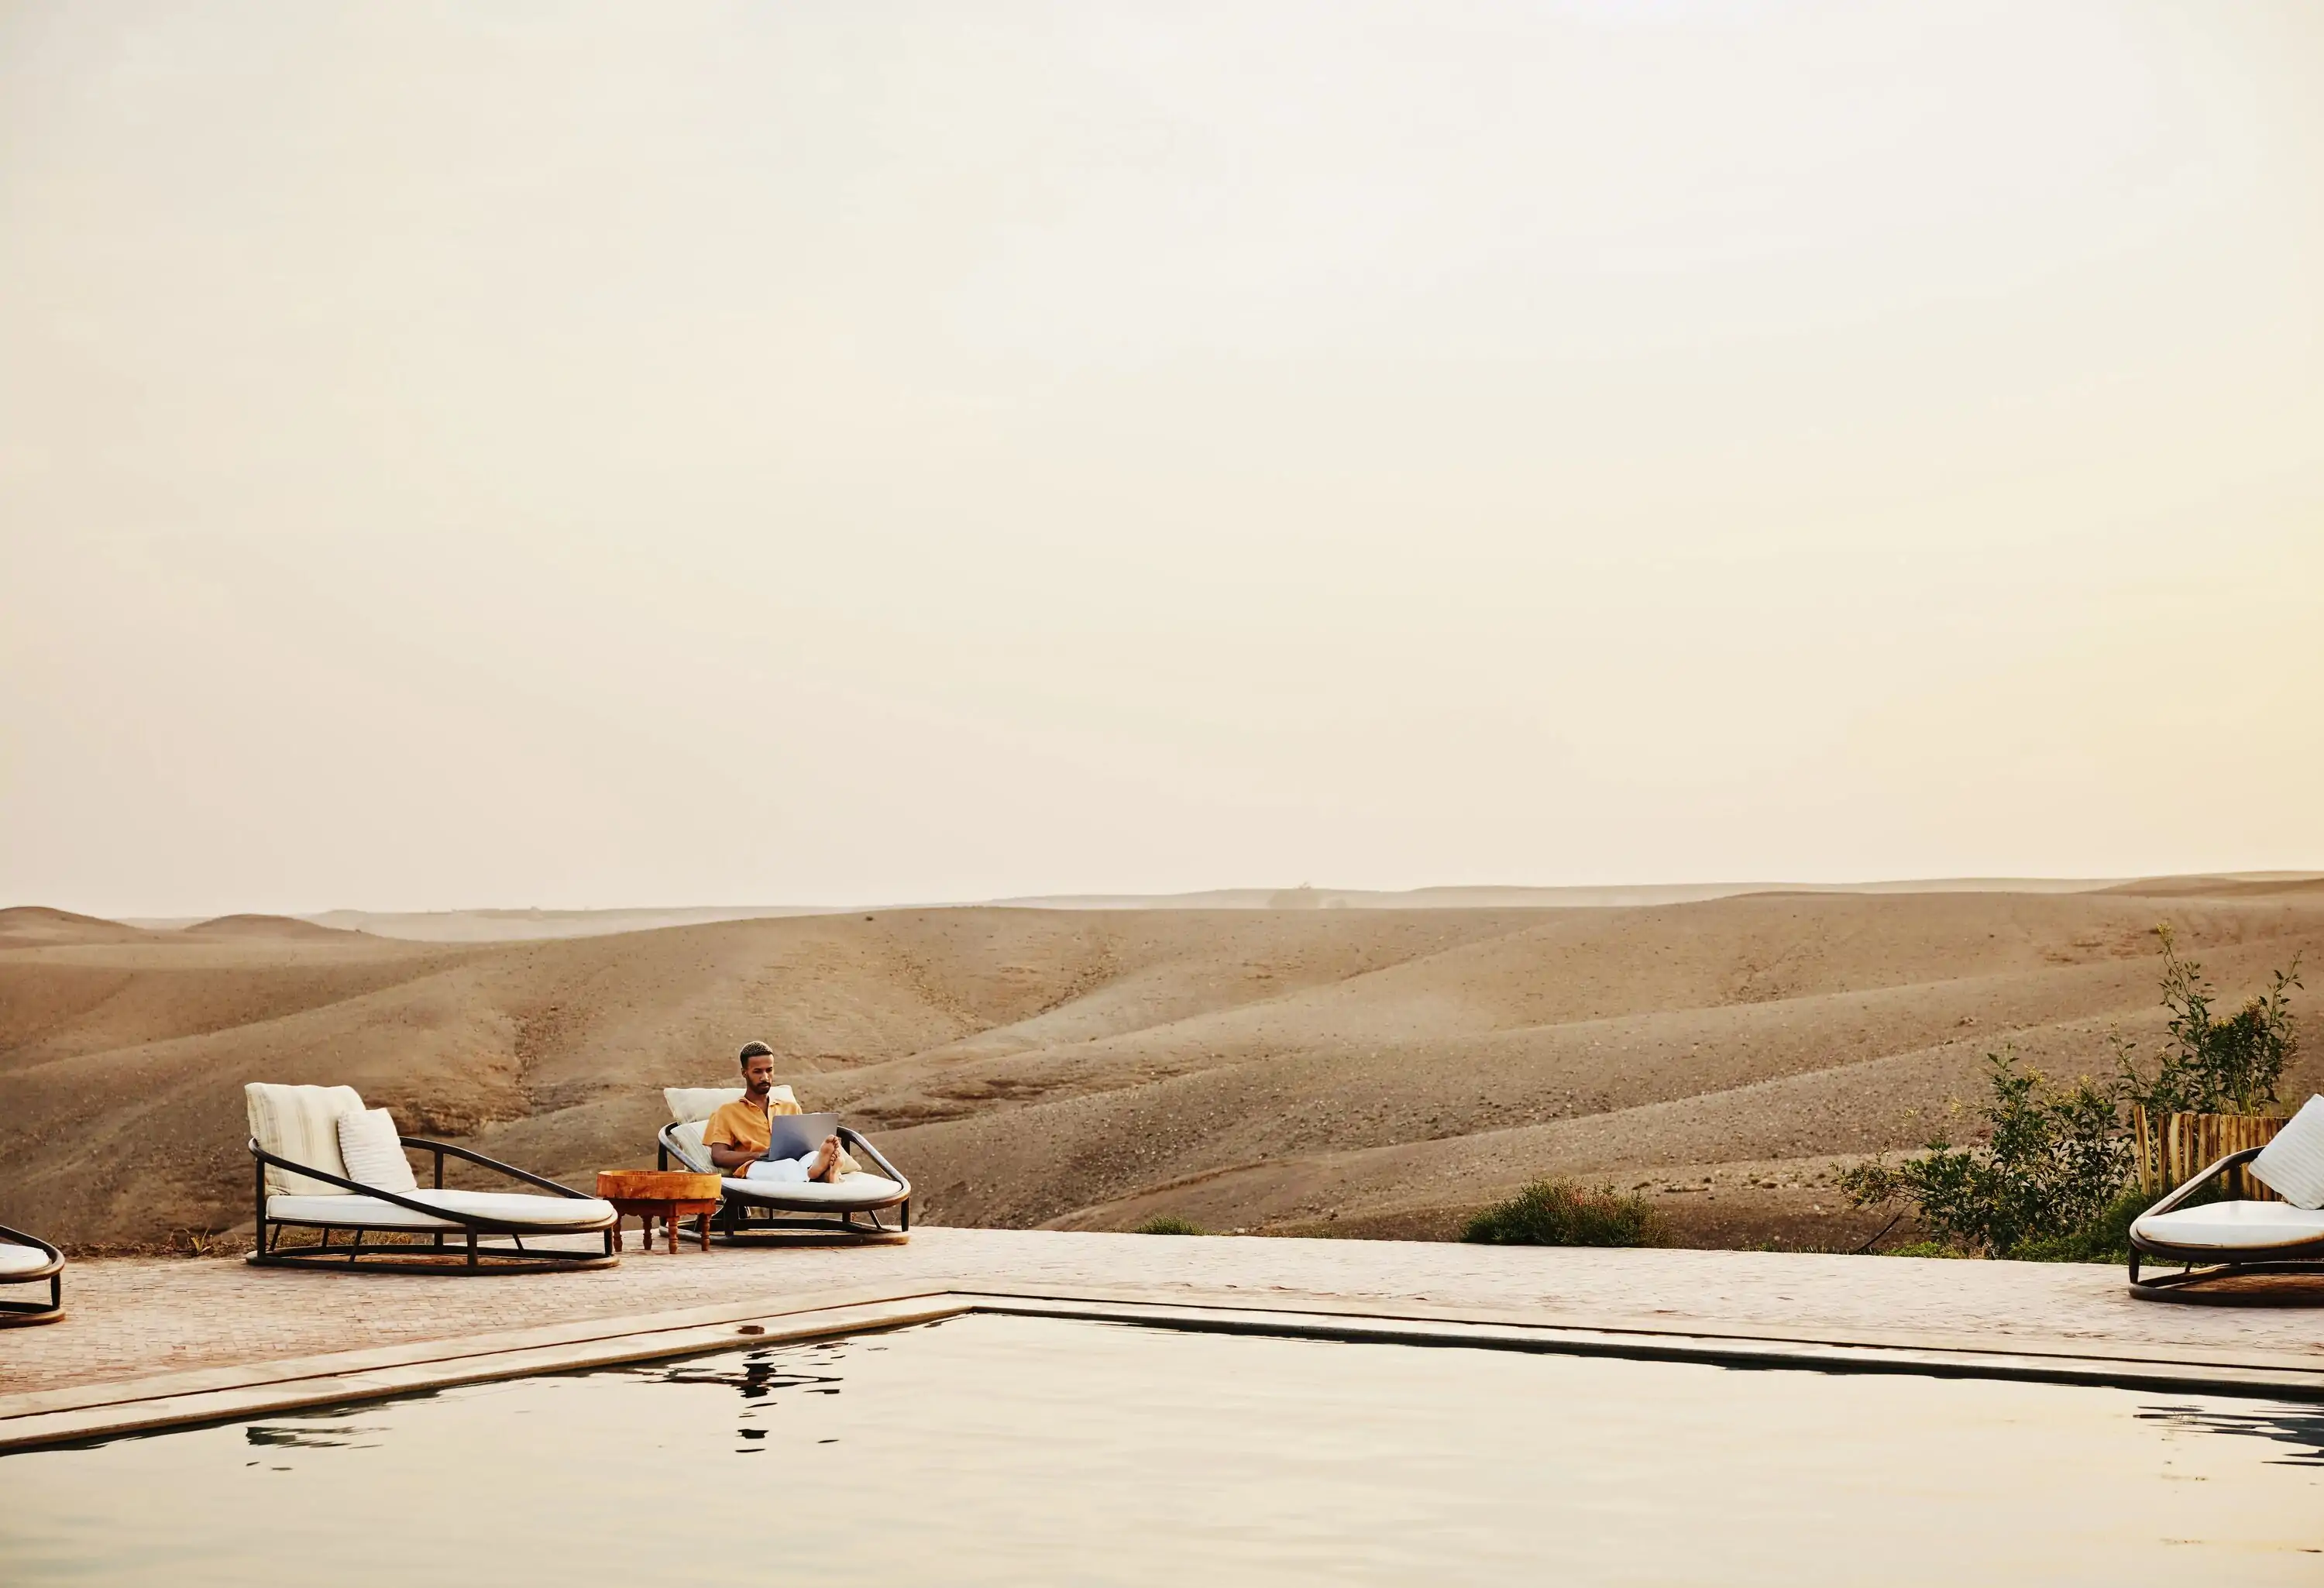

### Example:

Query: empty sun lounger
xmin=247 ymin=1083 xmax=619 ymax=1271
xmin=657 ymin=1087 xmax=910 ymax=1243
xmin=2130 ymin=1094 xmax=2324 ymax=1297
xmin=0 ymin=1224 xmax=64 ymax=1325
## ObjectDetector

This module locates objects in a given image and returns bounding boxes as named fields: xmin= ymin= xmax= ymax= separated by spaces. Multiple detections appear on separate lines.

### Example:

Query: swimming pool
xmin=5 ymin=1313 xmax=2320 ymax=1584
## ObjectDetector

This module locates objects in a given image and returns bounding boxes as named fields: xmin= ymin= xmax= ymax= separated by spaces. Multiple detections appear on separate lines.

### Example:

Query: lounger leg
xmin=466 ymin=1229 xmax=478 ymax=1269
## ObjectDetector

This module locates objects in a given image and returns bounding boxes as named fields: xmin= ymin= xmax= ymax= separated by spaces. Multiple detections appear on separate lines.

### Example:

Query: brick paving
xmin=5 ymin=1229 xmax=2320 ymax=1397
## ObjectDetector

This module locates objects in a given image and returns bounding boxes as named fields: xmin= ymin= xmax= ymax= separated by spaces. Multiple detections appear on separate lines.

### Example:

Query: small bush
xmin=2009 ymin=1184 xmax=2150 ymax=1264
xmin=1462 ymin=1180 xmax=1672 ymax=1248
xmin=2113 ymin=923 xmax=2302 ymax=1118
xmin=1840 ymin=1050 xmax=2129 ymax=1259
xmin=1133 ymin=1215 xmax=1205 ymax=1236
xmin=1879 ymin=1240 xmax=1968 ymax=1260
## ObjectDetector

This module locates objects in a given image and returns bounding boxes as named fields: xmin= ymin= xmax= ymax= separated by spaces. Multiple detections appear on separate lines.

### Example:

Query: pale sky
xmin=2 ymin=1 xmax=2320 ymax=917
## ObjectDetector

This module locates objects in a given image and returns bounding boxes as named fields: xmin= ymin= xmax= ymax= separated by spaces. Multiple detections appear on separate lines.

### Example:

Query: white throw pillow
xmin=337 ymin=1107 xmax=419 ymax=1193
xmin=2251 ymin=1095 xmax=2324 ymax=1210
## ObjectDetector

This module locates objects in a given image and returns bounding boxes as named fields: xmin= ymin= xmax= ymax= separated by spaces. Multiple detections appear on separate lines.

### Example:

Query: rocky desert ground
xmin=3 ymin=880 xmax=2319 ymax=1252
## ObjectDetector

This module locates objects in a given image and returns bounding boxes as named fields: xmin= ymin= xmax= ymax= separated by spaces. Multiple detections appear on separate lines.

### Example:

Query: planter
xmin=2129 ymin=1106 xmax=2288 ymax=1199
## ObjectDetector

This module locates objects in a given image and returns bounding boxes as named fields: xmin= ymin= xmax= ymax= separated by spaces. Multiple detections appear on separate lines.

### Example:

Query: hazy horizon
xmin=5 ymin=1 xmax=2321 ymax=918
xmin=65 ymin=870 xmax=2324 ymax=933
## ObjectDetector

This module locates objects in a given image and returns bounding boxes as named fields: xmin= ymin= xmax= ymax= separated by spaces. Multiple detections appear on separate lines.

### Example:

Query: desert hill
xmin=2100 ymin=874 xmax=2324 ymax=900
xmin=0 ymin=906 xmax=154 ymax=948
xmin=182 ymin=914 xmax=363 ymax=940
xmin=2 ymin=890 xmax=2317 ymax=1250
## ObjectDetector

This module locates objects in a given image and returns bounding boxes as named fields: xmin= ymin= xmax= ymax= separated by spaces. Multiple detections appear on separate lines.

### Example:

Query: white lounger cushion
xmin=2251 ymin=1094 xmax=2324 ymax=1210
xmin=268 ymin=1188 xmax=618 ymax=1232
xmin=246 ymin=1083 xmax=367 ymax=1196
xmin=721 ymin=1173 xmax=905 ymax=1209
xmin=0 ymin=1243 xmax=54 ymax=1277
xmin=2133 ymin=1199 xmax=2324 ymax=1251
xmin=664 ymin=1085 xmax=792 ymax=1125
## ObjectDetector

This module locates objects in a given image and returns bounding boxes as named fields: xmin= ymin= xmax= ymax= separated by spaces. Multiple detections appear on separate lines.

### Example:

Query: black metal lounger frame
xmin=0 ymin=1223 xmax=64 ymax=1325
xmin=249 ymin=1136 xmax=617 ymax=1272
xmin=2128 ymin=1145 xmax=2324 ymax=1299
xmin=658 ymin=1123 xmax=911 ymax=1243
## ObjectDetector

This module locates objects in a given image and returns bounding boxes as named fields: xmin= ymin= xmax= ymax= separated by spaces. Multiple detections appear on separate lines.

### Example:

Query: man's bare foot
xmin=813 ymin=1135 xmax=843 ymax=1182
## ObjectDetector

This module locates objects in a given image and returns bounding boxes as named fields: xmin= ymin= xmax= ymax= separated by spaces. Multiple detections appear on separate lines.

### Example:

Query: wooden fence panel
xmin=2130 ymin=1107 xmax=2288 ymax=1198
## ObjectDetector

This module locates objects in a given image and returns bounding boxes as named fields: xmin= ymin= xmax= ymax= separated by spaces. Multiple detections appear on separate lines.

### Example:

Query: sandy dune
xmin=2 ymin=885 xmax=2318 ymax=1250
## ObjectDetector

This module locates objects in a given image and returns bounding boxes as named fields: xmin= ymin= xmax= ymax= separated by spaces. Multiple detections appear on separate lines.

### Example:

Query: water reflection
xmin=620 ymin=1339 xmax=854 ymax=1452
xmin=633 ymin=1346 xmax=846 ymax=1401
xmin=243 ymin=1403 xmax=388 ymax=1451
xmin=2137 ymin=1403 xmax=2324 ymax=1466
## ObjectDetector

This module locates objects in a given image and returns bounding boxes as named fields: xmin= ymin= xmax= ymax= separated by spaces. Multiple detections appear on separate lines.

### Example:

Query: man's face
xmin=741 ymin=1054 xmax=775 ymax=1097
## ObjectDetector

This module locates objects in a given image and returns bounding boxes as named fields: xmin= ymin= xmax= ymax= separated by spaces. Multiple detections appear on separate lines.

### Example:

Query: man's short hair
xmin=737 ymin=1040 xmax=775 ymax=1067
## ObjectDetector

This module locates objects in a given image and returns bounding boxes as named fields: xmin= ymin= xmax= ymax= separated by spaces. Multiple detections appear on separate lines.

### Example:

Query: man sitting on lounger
xmin=704 ymin=1041 xmax=856 ymax=1183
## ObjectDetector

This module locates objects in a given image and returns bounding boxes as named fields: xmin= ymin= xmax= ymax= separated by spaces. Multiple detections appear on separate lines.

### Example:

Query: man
xmin=703 ymin=1041 xmax=855 ymax=1183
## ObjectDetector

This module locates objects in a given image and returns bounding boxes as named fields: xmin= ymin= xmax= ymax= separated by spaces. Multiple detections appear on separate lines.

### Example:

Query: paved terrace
xmin=6 ymin=1229 xmax=2322 ymax=1404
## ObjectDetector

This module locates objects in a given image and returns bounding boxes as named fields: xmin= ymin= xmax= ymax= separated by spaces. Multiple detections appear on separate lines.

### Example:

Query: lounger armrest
xmin=0 ymin=1223 xmax=64 ymax=1276
xmin=2142 ymin=1146 xmax=2265 ymax=1219
xmin=838 ymin=1126 xmax=910 ymax=1194
xmin=397 ymin=1136 xmax=593 ymax=1199
xmin=246 ymin=1136 xmax=522 ymax=1226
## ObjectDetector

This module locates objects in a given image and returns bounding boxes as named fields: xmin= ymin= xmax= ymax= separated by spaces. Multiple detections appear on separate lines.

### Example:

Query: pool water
xmin=5 ymin=1313 xmax=2322 ymax=1585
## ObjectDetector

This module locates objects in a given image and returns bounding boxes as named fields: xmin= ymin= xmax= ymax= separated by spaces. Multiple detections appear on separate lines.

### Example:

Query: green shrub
xmin=2113 ymin=923 xmax=2302 ymax=1118
xmin=1841 ymin=1050 xmax=2130 ymax=1259
xmin=1879 ymin=1240 xmax=1968 ymax=1259
xmin=1462 ymin=1180 xmax=1673 ymax=1248
xmin=1133 ymin=1215 xmax=1205 ymax=1236
xmin=2009 ymin=1184 xmax=2145 ymax=1263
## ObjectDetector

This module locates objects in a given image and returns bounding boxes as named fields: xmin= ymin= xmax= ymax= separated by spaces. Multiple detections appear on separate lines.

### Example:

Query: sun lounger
xmin=0 ymin=1224 xmax=64 ymax=1325
xmin=246 ymin=1083 xmax=619 ymax=1271
xmin=2130 ymin=1095 xmax=2324 ymax=1297
xmin=656 ymin=1087 xmax=910 ymax=1243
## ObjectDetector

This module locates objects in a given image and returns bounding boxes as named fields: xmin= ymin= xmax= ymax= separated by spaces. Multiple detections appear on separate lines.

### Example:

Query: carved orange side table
xmin=596 ymin=1170 xmax=724 ymax=1253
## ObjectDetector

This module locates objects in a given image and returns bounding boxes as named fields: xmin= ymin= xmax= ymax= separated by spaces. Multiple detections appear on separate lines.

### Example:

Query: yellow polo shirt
xmin=703 ymin=1094 xmax=803 ymax=1158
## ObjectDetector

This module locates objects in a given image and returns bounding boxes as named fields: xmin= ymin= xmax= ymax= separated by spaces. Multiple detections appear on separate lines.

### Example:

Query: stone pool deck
xmin=5 ymin=1229 xmax=2322 ymax=1447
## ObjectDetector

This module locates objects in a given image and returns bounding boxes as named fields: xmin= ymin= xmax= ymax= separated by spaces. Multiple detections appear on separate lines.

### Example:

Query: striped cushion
xmin=666 ymin=1119 xmax=713 ymax=1172
xmin=2253 ymin=1095 xmax=2324 ymax=1210
xmin=246 ymin=1083 xmax=366 ymax=1196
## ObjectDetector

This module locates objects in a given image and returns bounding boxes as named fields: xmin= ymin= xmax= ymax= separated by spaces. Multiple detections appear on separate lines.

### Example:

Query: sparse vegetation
xmin=1846 ymin=926 xmax=2305 ymax=1259
xmin=2112 ymin=923 xmax=2301 ymax=1119
xmin=1462 ymin=1180 xmax=1673 ymax=1248
xmin=1841 ymin=1050 xmax=2126 ymax=1260
xmin=1879 ymin=1240 xmax=1968 ymax=1259
xmin=2008 ymin=1184 xmax=2153 ymax=1265
xmin=1133 ymin=1215 xmax=1206 ymax=1236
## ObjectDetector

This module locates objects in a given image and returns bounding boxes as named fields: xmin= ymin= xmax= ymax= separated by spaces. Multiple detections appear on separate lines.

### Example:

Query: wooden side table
xmin=596 ymin=1170 xmax=724 ymax=1253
